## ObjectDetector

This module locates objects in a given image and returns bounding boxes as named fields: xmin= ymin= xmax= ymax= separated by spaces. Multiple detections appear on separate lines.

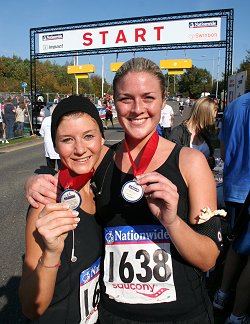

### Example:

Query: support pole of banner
xmin=216 ymin=50 xmax=220 ymax=98
xmin=101 ymin=55 xmax=104 ymax=98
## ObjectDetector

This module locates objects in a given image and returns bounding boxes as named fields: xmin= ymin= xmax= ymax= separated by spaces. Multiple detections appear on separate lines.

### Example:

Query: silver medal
xmin=121 ymin=180 xmax=144 ymax=203
xmin=60 ymin=189 xmax=82 ymax=210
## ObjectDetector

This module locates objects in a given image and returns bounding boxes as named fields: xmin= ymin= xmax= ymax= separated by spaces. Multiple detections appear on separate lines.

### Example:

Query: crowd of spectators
xmin=0 ymin=95 xmax=30 ymax=143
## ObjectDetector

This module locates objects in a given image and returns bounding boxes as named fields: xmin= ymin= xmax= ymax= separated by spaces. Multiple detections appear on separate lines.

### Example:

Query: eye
xmin=144 ymin=95 xmax=155 ymax=102
xmin=117 ymin=96 xmax=132 ymax=103
xmin=61 ymin=137 xmax=72 ymax=143
xmin=84 ymin=134 xmax=95 ymax=140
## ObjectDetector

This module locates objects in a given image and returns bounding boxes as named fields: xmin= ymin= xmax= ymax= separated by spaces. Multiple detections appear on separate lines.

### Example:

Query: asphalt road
xmin=0 ymin=102 xmax=187 ymax=323
xmin=0 ymin=140 xmax=45 ymax=324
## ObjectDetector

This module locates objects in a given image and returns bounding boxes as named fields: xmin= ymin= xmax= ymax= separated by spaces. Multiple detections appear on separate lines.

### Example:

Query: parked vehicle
xmin=24 ymin=100 xmax=55 ymax=135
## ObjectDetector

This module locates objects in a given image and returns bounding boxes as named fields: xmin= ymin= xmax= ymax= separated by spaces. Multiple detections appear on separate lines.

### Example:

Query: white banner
xmin=235 ymin=71 xmax=247 ymax=98
xmin=38 ymin=18 xmax=221 ymax=54
xmin=227 ymin=71 xmax=247 ymax=105
xmin=227 ymin=74 xmax=236 ymax=105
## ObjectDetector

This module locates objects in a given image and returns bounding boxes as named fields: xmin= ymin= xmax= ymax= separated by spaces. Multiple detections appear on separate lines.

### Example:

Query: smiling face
xmin=114 ymin=71 xmax=165 ymax=143
xmin=55 ymin=113 xmax=104 ymax=175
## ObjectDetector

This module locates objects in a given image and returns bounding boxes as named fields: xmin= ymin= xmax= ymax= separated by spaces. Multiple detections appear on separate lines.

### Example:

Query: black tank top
xmin=94 ymin=144 xmax=211 ymax=322
xmin=30 ymin=208 xmax=102 ymax=324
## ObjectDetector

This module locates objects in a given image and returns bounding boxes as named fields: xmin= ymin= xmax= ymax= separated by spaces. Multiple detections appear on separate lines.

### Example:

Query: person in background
xmin=217 ymin=91 xmax=250 ymax=231
xmin=178 ymin=100 xmax=184 ymax=116
xmin=104 ymin=100 xmax=114 ymax=129
xmin=169 ymin=96 xmax=217 ymax=169
xmin=19 ymin=95 xmax=106 ymax=323
xmin=15 ymin=103 xmax=25 ymax=137
xmin=25 ymin=57 xmax=223 ymax=324
xmin=0 ymin=101 xmax=4 ymax=143
xmin=213 ymin=91 xmax=250 ymax=324
xmin=159 ymin=100 xmax=174 ymax=139
xmin=3 ymin=97 xmax=16 ymax=140
xmin=1 ymin=101 xmax=7 ymax=143
xmin=39 ymin=105 xmax=62 ymax=174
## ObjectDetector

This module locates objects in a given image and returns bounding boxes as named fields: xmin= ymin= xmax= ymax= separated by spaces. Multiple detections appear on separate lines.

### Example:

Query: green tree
xmin=0 ymin=55 xmax=110 ymax=97
xmin=178 ymin=66 xmax=212 ymax=98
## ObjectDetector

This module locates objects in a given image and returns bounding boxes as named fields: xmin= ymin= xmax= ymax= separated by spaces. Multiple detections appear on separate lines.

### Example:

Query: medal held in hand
xmin=58 ymin=164 xmax=93 ymax=210
xmin=122 ymin=131 xmax=159 ymax=203
xmin=121 ymin=180 xmax=144 ymax=203
xmin=58 ymin=165 xmax=93 ymax=262
xmin=60 ymin=189 xmax=82 ymax=210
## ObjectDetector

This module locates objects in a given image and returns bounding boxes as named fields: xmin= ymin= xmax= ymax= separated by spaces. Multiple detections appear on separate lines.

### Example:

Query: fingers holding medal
xmin=36 ymin=203 xmax=80 ymax=253
xmin=136 ymin=172 xmax=179 ymax=224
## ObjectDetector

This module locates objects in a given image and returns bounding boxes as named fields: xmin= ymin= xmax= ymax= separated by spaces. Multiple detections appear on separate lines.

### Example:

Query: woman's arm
xmin=19 ymin=203 xmax=79 ymax=320
xmin=136 ymin=148 xmax=219 ymax=272
xmin=24 ymin=146 xmax=110 ymax=208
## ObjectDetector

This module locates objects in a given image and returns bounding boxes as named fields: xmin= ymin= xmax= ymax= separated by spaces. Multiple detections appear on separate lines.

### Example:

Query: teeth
xmin=130 ymin=119 xmax=146 ymax=124
xmin=74 ymin=157 xmax=90 ymax=162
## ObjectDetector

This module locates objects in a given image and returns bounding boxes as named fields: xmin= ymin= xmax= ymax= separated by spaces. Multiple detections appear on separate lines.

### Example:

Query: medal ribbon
xmin=124 ymin=130 xmax=159 ymax=177
xmin=58 ymin=164 xmax=93 ymax=191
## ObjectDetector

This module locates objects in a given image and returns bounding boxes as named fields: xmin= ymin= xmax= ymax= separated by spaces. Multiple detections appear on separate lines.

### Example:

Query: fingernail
xmin=75 ymin=217 xmax=80 ymax=223
xmin=72 ymin=210 xmax=79 ymax=216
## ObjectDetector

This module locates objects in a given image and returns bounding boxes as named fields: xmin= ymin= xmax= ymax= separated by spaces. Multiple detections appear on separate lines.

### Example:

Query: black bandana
xmin=51 ymin=95 xmax=104 ymax=147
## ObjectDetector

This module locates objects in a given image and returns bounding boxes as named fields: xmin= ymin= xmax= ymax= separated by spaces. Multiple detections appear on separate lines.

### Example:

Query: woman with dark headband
xmin=19 ymin=96 xmax=107 ymax=323
xmin=25 ymin=58 xmax=224 ymax=323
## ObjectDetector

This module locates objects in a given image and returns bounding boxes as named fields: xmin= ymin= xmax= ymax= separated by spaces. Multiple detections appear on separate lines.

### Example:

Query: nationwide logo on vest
xmin=105 ymin=224 xmax=170 ymax=245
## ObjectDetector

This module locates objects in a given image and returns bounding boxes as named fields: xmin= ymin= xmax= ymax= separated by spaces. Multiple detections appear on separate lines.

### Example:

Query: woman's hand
xmin=136 ymin=172 xmax=179 ymax=227
xmin=36 ymin=203 xmax=80 ymax=255
xmin=25 ymin=174 xmax=59 ymax=208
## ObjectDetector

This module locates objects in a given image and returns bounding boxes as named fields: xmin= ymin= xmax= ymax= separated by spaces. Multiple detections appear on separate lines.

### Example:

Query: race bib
xmin=103 ymin=225 xmax=176 ymax=304
xmin=80 ymin=257 xmax=101 ymax=324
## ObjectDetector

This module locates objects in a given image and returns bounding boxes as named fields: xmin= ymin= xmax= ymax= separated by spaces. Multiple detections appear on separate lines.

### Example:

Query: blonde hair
xmin=113 ymin=57 xmax=166 ymax=99
xmin=185 ymin=96 xmax=217 ymax=133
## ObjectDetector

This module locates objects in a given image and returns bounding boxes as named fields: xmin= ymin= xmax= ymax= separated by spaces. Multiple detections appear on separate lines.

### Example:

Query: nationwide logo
xmin=42 ymin=33 xmax=63 ymax=41
xmin=80 ymin=257 xmax=100 ymax=286
xmin=189 ymin=20 xmax=218 ymax=28
xmin=105 ymin=225 xmax=170 ymax=245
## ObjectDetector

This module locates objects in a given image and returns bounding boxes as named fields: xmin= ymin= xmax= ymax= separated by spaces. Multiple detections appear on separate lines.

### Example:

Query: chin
xmin=70 ymin=164 xmax=93 ymax=175
xmin=126 ymin=127 xmax=154 ymax=140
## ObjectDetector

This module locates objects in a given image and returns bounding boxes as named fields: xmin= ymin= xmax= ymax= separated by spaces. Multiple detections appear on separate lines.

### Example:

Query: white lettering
xmin=113 ymin=228 xmax=169 ymax=243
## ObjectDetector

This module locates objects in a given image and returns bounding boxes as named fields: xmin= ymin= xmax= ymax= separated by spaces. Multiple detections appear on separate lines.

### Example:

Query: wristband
xmin=38 ymin=257 xmax=61 ymax=268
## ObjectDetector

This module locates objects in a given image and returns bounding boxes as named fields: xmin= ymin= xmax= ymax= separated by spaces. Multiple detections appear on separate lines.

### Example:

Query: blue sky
xmin=1 ymin=0 xmax=249 ymax=83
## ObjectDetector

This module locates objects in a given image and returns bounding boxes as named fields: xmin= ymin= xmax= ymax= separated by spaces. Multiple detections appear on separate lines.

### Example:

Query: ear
xmin=101 ymin=137 xmax=105 ymax=145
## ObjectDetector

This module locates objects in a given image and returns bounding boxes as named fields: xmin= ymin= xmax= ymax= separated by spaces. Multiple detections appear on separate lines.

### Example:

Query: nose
xmin=74 ymin=139 xmax=86 ymax=155
xmin=131 ymin=98 xmax=145 ymax=115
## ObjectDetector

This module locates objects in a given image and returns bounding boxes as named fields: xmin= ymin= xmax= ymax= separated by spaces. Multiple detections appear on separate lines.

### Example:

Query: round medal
xmin=60 ymin=189 xmax=82 ymax=210
xmin=121 ymin=180 xmax=144 ymax=203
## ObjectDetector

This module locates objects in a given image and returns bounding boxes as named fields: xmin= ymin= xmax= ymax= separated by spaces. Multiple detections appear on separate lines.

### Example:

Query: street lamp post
xmin=215 ymin=50 xmax=221 ymax=98
xmin=211 ymin=55 xmax=215 ymax=89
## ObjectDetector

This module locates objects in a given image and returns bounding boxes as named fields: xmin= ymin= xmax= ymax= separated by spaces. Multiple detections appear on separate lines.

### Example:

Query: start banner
xmin=38 ymin=17 xmax=221 ymax=54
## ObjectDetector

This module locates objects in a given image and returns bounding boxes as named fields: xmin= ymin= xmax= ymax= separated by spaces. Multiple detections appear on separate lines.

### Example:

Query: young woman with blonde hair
xmin=169 ymin=96 xmax=218 ymax=169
